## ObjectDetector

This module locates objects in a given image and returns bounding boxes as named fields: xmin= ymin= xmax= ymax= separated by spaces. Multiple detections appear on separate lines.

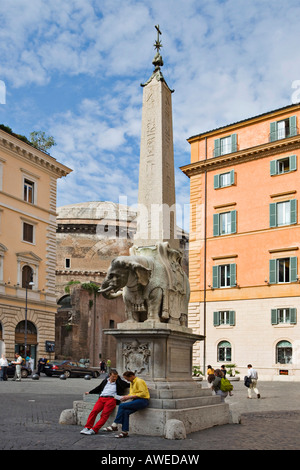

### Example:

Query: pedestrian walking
xmin=11 ymin=353 xmax=22 ymax=381
xmin=0 ymin=354 xmax=8 ymax=381
xmin=207 ymin=365 xmax=215 ymax=387
xmin=247 ymin=364 xmax=260 ymax=399
xmin=37 ymin=357 xmax=47 ymax=376
xmin=104 ymin=371 xmax=150 ymax=438
xmin=211 ymin=369 xmax=228 ymax=402
xmin=80 ymin=369 xmax=128 ymax=435
xmin=221 ymin=365 xmax=227 ymax=378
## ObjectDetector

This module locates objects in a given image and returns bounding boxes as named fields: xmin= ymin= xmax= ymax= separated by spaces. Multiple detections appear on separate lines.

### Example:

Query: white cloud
xmin=2 ymin=0 xmax=300 ymax=229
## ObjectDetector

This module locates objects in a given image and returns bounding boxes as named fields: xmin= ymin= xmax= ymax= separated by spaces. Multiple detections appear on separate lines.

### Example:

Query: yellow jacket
xmin=129 ymin=377 xmax=150 ymax=399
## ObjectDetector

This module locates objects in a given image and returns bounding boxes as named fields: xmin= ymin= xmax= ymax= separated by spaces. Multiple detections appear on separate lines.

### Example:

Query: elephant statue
xmin=99 ymin=242 xmax=190 ymax=326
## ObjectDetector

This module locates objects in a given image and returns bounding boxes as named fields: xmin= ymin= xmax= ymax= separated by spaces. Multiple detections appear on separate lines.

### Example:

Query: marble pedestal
xmin=100 ymin=321 xmax=231 ymax=436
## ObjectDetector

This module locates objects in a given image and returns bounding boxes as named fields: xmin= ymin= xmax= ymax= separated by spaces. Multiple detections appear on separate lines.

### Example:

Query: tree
xmin=29 ymin=131 xmax=56 ymax=153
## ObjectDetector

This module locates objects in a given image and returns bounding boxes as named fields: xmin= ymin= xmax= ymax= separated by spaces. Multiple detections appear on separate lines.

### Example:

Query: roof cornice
xmin=0 ymin=130 xmax=72 ymax=178
xmin=181 ymin=134 xmax=300 ymax=178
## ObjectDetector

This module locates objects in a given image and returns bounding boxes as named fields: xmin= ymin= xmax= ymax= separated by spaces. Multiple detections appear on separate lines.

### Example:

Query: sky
xmin=1 ymin=0 xmax=300 ymax=231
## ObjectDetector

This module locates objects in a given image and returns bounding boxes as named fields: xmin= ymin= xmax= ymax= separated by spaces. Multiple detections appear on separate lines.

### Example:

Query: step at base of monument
xmin=126 ymin=402 xmax=231 ymax=436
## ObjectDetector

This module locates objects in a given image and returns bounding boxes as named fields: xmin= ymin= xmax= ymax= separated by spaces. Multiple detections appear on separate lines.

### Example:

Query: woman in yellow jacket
xmin=105 ymin=370 xmax=150 ymax=438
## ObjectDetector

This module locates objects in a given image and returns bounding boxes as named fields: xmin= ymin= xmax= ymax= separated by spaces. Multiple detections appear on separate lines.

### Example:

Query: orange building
xmin=181 ymin=103 xmax=300 ymax=381
xmin=0 ymin=127 xmax=71 ymax=367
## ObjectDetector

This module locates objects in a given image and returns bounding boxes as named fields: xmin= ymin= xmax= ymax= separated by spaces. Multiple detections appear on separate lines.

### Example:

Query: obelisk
xmin=134 ymin=25 xmax=179 ymax=250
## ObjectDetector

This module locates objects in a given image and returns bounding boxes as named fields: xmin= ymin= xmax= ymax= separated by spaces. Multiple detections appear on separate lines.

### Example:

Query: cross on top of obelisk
xmin=154 ymin=25 xmax=162 ymax=52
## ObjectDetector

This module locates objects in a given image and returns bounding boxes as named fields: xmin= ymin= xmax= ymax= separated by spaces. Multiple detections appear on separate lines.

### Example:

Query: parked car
xmin=7 ymin=363 xmax=32 ymax=379
xmin=44 ymin=360 xmax=100 ymax=378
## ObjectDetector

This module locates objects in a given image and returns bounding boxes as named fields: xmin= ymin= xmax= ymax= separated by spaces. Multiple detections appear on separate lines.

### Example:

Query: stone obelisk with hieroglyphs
xmin=134 ymin=25 xmax=179 ymax=250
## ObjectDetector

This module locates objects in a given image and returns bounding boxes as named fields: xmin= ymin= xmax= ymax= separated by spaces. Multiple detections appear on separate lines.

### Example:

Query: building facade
xmin=181 ymin=103 xmax=300 ymax=380
xmin=0 ymin=128 xmax=71 ymax=366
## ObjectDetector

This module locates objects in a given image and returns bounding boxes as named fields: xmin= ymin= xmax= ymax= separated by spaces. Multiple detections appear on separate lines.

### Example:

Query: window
xmin=213 ymin=311 xmax=235 ymax=326
xmin=24 ymin=179 xmax=35 ymax=204
xmin=213 ymin=210 xmax=237 ymax=236
xmin=270 ymin=155 xmax=297 ymax=175
xmin=276 ymin=340 xmax=292 ymax=364
xmin=214 ymin=170 xmax=235 ymax=189
xmin=65 ymin=258 xmax=71 ymax=269
xmin=23 ymin=222 xmax=34 ymax=243
xmin=214 ymin=134 xmax=237 ymax=157
xmin=218 ymin=341 xmax=232 ymax=362
xmin=270 ymin=116 xmax=297 ymax=142
xmin=269 ymin=257 xmax=297 ymax=284
xmin=22 ymin=265 xmax=33 ymax=289
xmin=269 ymin=199 xmax=297 ymax=227
xmin=271 ymin=308 xmax=297 ymax=325
xmin=212 ymin=264 xmax=236 ymax=288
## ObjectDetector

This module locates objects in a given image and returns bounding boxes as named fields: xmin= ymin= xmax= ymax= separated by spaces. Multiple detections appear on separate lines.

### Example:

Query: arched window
xmin=15 ymin=321 xmax=37 ymax=335
xmin=22 ymin=265 xmax=33 ymax=289
xmin=218 ymin=340 xmax=232 ymax=362
xmin=276 ymin=340 xmax=292 ymax=364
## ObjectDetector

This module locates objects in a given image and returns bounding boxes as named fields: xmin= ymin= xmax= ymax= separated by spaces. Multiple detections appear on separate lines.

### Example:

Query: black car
xmin=7 ymin=363 xmax=32 ymax=379
xmin=44 ymin=360 xmax=100 ymax=378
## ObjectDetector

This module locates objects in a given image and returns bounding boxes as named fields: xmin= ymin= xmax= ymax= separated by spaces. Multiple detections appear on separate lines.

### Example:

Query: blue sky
xmin=1 ymin=0 xmax=300 ymax=231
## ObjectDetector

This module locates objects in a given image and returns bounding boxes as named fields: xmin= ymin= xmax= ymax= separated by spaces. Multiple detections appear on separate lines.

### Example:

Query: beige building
xmin=0 ymin=127 xmax=71 ymax=366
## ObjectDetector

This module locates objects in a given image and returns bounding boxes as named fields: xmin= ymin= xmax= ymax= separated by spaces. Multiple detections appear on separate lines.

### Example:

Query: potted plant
xmin=225 ymin=363 xmax=240 ymax=381
xmin=192 ymin=365 xmax=203 ymax=381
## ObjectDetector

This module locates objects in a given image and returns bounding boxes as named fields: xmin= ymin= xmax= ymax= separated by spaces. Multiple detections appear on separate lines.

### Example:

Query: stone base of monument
xmin=63 ymin=322 xmax=232 ymax=438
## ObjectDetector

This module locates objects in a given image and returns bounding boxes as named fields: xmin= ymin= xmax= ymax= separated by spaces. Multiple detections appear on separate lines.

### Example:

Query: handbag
xmin=244 ymin=375 xmax=252 ymax=388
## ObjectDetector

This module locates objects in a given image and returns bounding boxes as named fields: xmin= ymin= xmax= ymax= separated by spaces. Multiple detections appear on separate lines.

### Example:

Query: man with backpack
xmin=211 ymin=369 xmax=233 ymax=402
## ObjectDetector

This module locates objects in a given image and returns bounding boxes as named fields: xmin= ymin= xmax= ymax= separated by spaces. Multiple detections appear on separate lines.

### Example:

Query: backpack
xmin=220 ymin=378 xmax=233 ymax=392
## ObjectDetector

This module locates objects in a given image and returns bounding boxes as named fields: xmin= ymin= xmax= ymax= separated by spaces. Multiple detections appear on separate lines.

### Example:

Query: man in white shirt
xmin=80 ymin=369 xmax=128 ymax=435
xmin=12 ymin=353 xmax=23 ymax=381
xmin=247 ymin=364 xmax=260 ymax=399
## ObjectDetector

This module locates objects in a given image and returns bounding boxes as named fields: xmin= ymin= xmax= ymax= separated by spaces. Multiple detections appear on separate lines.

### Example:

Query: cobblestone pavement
xmin=0 ymin=376 xmax=299 ymax=451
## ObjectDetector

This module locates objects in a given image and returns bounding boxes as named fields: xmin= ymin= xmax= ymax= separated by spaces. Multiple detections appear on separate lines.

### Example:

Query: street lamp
xmin=24 ymin=275 xmax=34 ymax=361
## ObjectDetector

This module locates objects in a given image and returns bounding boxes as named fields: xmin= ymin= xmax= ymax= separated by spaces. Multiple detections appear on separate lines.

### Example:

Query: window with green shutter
xmin=269 ymin=257 xmax=298 ymax=284
xmin=269 ymin=199 xmax=297 ymax=227
xmin=214 ymin=134 xmax=237 ymax=157
xmin=213 ymin=311 xmax=235 ymax=326
xmin=212 ymin=264 xmax=237 ymax=288
xmin=214 ymin=170 xmax=235 ymax=189
xmin=213 ymin=210 xmax=237 ymax=236
xmin=270 ymin=116 xmax=297 ymax=141
xmin=270 ymin=155 xmax=297 ymax=175
xmin=271 ymin=308 xmax=297 ymax=325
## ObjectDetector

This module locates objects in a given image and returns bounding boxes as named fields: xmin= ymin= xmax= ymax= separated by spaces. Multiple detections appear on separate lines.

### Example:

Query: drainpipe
xmin=203 ymin=137 xmax=208 ymax=374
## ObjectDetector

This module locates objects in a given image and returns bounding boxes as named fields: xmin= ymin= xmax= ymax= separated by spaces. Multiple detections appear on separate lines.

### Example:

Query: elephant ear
xmin=131 ymin=262 xmax=151 ymax=286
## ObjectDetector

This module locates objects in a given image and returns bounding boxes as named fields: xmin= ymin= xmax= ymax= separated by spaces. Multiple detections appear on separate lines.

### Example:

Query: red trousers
xmin=85 ymin=397 xmax=116 ymax=433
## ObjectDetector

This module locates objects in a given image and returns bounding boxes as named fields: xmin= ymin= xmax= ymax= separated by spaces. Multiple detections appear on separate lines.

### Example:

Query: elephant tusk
xmin=98 ymin=285 xmax=115 ymax=294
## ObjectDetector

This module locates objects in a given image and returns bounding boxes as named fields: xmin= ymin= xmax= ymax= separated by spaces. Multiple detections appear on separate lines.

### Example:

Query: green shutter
xmin=230 ymin=264 xmax=236 ymax=287
xmin=289 ymin=115 xmax=297 ymax=136
xmin=212 ymin=266 xmax=219 ymax=288
xmin=269 ymin=203 xmax=277 ymax=227
xmin=271 ymin=309 xmax=278 ymax=325
xmin=269 ymin=259 xmax=277 ymax=284
xmin=231 ymin=133 xmax=237 ymax=152
xmin=290 ymin=199 xmax=297 ymax=225
xmin=230 ymin=169 xmax=235 ymax=185
xmin=213 ymin=311 xmax=220 ymax=326
xmin=270 ymin=121 xmax=278 ymax=141
xmin=231 ymin=210 xmax=237 ymax=234
xmin=214 ymin=174 xmax=220 ymax=189
xmin=213 ymin=213 xmax=220 ymax=236
xmin=290 ymin=256 xmax=297 ymax=282
xmin=270 ymin=159 xmax=277 ymax=176
xmin=290 ymin=308 xmax=297 ymax=324
xmin=289 ymin=154 xmax=297 ymax=171
xmin=214 ymin=138 xmax=221 ymax=157
xmin=229 ymin=311 xmax=235 ymax=326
